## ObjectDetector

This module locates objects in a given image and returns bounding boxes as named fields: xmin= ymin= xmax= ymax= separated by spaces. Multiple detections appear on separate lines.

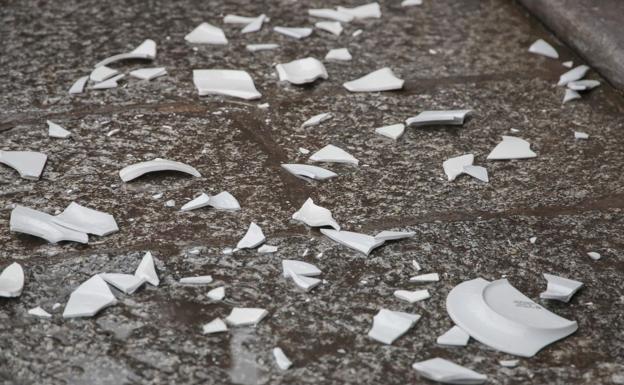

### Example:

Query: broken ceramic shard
xmin=53 ymin=202 xmax=118 ymax=236
xmin=246 ymin=43 xmax=279 ymax=52
xmin=487 ymin=136 xmax=537 ymax=160
xmin=292 ymin=198 xmax=340 ymax=230
xmin=63 ymin=275 xmax=117 ymax=318
xmin=437 ymin=325 xmax=470 ymax=347
xmin=528 ymin=39 xmax=559 ymax=59
xmin=443 ymin=154 xmax=474 ymax=181
xmin=95 ymin=39 xmax=156 ymax=67
xmin=315 ymin=21 xmax=343 ymax=36
xmin=241 ymin=14 xmax=266 ymax=34
xmin=276 ymin=57 xmax=328 ymax=85
xmin=273 ymin=26 xmax=313 ymax=39
xmin=446 ymin=278 xmax=578 ymax=357
xmin=0 ymin=262 xmax=24 ymax=297
xmin=273 ymin=347 xmax=292 ymax=370
xmin=309 ymin=144 xmax=358 ymax=165
xmin=563 ymin=89 xmax=581 ymax=104
xmin=207 ymin=286 xmax=225 ymax=301
xmin=352 ymin=29 xmax=363 ymax=37
xmin=325 ymin=48 xmax=352 ymax=61
xmin=179 ymin=275 xmax=213 ymax=285
xmin=401 ymin=0 xmax=423 ymax=6
xmin=530 ymin=236 xmax=537 ymax=244
xmin=119 ymin=158 xmax=201 ymax=182
xmin=558 ymin=65 xmax=590 ymax=86
xmin=10 ymin=205 xmax=88 ymax=244
xmin=587 ymin=251 xmax=601 ymax=260
xmin=223 ymin=14 xmax=258 ymax=24
xmin=567 ymin=79 xmax=600 ymax=91
xmin=281 ymin=164 xmax=337 ymax=180
xmin=202 ymin=318 xmax=228 ymax=334
xmin=135 ymin=251 xmax=159 ymax=286
xmin=337 ymin=2 xmax=381 ymax=19
xmin=368 ymin=308 xmax=420 ymax=344
xmin=226 ymin=307 xmax=268 ymax=326
xmin=288 ymin=269 xmax=321 ymax=292
xmin=563 ymin=61 xmax=573 ymax=68
xmin=193 ymin=69 xmax=261 ymax=100
xmin=302 ymin=112 xmax=332 ymax=128
xmin=185 ymin=22 xmax=228 ymax=44
xmin=320 ymin=229 xmax=384 ymax=256
xmin=69 ymin=75 xmax=88 ymax=94
xmin=410 ymin=273 xmax=440 ymax=282
xmin=540 ymin=273 xmax=583 ymax=303
xmin=236 ymin=222 xmax=265 ymax=249
xmin=28 ymin=306 xmax=52 ymax=318
xmin=91 ymin=74 xmax=124 ymax=90
xmin=181 ymin=191 xmax=240 ymax=211
xmin=308 ymin=8 xmax=354 ymax=22
xmin=100 ymin=273 xmax=145 ymax=294
xmin=375 ymin=123 xmax=405 ymax=140
xmin=462 ymin=165 xmax=489 ymax=183
xmin=343 ymin=67 xmax=404 ymax=92
xmin=258 ymin=245 xmax=278 ymax=253
xmin=406 ymin=110 xmax=472 ymax=127
xmin=47 ymin=120 xmax=71 ymax=139
xmin=412 ymin=357 xmax=487 ymax=385
xmin=0 ymin=150 xmax=47 ymax=180
xmin=374 ymin=230 xmax=415 ymax=241
xmin=130 ymin=67 xmax=167 ymax=81
xmin=282 ymin=260 xmax=322 ymax=278
xmin=499 ymin=359 xmax=519 ymax=368
xmin=90 ymin=66 xmax=119 ymax=82
xmin=394 ymin=289 xmax=430 ymax=303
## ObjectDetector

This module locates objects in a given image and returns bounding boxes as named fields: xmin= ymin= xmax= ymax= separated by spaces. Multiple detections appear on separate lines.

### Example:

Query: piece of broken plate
xmin=258 ymin=245 xmax=278 ymax=253
xmin=179 ymin=275 xmax=213 ymax=285
xmin=343 ymin=67 xmax=404 ymax=92
xmin=63 ymin=275 xmax=117 ymax=318
xmin=287 ymin=269 xmax=321 ymax=292
xmin=315 ymin=21 xmax=343 ymax=36
xmin=563 ymin=88 xmax=581 ymax=104
xmin=437 ymin=325 xmax=470 ymax=346
xmin=28 ymin=306 xmax=52 ymax=318
xmin=236 ymin=222 xmax=266 ymax=249
xmin=282 ymin=260 xmax=322 ymax=278
xmin=207 ymin=286 xmax=225 ymax=301
xmin=181 ymin=191 xmax=241 ymax=212
xmin=224 ymin=14 xmax=258 ymax=24
xmin=401 ymin=0 xmax=423 ymax=6
xmin=412 ymin=357 xmax=487 ymax=385
xmin=406 ymin=110 xmax=472 ymax=127
xmin=95 ymin=39 xmax=156 ymax=67
xmin=410 ymin=273 xmax=440 ymax=282
xmin=394 ymin=289 xmax=430 ymax=303
xmin=90 ymin=66 xmax=119 ymax=82
xmin=309 ymin=144 xmax=359 ymax=165
xmin=241 ymin=14 xmax=266 ymax=34
xmin=292 ymin=198 xmax=340 ymax=230
xmin=53 ymin=202 xmax=118 ymax=236
xmin=375 ymin=123 xmax=405 ymax=140
xmin=0 ymin=150 xmax=47 ymax=180
xmin=135 ymin=251 xmax=159 ymax=286
xmin=337 ymin=2 xmax=382 ymax=19
xmin=246 ymin=43 xmax=279 ymax=52
xmin=185 ymin=22 xmax=228 ymax=44
xmin=487 ymin=136 xmax=536 ymax=160
xmin=273 ymin=26 xmax=313 ymax=39
xmin=567 ymin=79 xmax=600 ymax=91
xmin=446 ymin=278 xmax=578 ymax=357
xmin=462 ymin=165 xmax=489 ymax=183
xmin=100 ymin=273 xmax=146 ymax=294
xmin=91 ymin=74 xmax=124 ymax=90
xmin=276 ymin=57 xmax=328 ymax=85
xmin=225 ymin=307 xmax=268 ymax=326
xmin=10 ymin=205 xmax=88 ymax=244
xmin=47 ymin=120 xmax=71 ymax=138
xmin=443 ymin=154 xmax=474 ymax=181
xmin=540 ymin=273 xmax=583 ymax=303
xmin=69 ymin=75 xmax=88 ymax=94
xmin=368 ymin=308 xmax=420 ymax=344
xmin=119 ymin=158 xmax=201 ymax=182
xmin=587 ymin=251 xmax=601 ymax=260
xmin=202 ymin=318 xmax=228 ymax=334
xmin=325 ymin=48 xmax=352 ymax=61
xmin=308 ymin=8 xmax=354 ymax=23
xmin=374 ymin=230 xmax=415 ymax=241
xmin=0 ymin=262 xmax=24 ymax=298
xmin=320 ymin=229 xmax=385 ymax=256
xmin=528 ymin=39 xmax=559 ymax=59
xmin=193 ymin=69 xmax=261 ymax=100
xmin=130 ymin=67 xmax=167 ymax=81
xmin=558 ymin=65 xmax=590 ymax=86
xmin=273 ymin=347 xmax=293 ymax=370
xmin=499 ymin=359 xmax=519 ymax=368
xmin=281 ymin=164 xmax=337 ymax=180
xmin=302 ymin=112 xmax=332 ymax=128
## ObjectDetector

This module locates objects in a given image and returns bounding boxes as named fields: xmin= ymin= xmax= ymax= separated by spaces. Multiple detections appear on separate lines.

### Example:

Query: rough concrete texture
xmin=1 ymin=0 xmax=624 ymax=384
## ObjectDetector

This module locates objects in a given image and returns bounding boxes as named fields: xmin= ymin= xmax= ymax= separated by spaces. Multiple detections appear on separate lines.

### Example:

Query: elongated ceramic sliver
xmin=95 ymin=39 xmax=156 ymax=67
xmin=528 ymin=39 xmax=559 ymax=59
xmin=119 ymin=158 xmax=201 ymax=182
xmin=281 ymin=164 xmax=337 ymax=180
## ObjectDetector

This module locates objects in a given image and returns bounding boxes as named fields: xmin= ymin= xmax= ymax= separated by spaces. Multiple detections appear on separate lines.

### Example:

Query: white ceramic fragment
xmin=53 ymin=202 xmax=118 ymax=236
xmin=352 ymin=29 xmax=363 ymax=37
xmin=0 ymin=262 xmax=24 ymax=297
xmin=236 ymin=222 xmax=265 ymax=249
xmin=558 ymin=65 xmax=590 ymax=86
xmin=185 ymin=23 xmax=228 ymax=44
xmin=69 ymin=75 xmax=88 ymax=94
xmin=276 ymin=57 xmax=328 ymax=85
xmin=181 ymin=191 xmax=240 ymax=211
xmin=309 ymin=144 xmax=358 ymax=165
xmin=179 ymin=276 xmax=213 ymax=285
xmin=401 ymin=0 xmax=423 ymax=6
xmin=130 ymin=67 xmax=167 ymax=81
xmin=315 ymin=21 xmax=343 ymax=36
xmin=63 ymin=275 xmax=117 ymax=318
xmin=437 ymin=325 xmax=470 ymax=346
xmin=100 ymin=273 xmax=145 ymax=294
xmin=258 ymin=245 xmax=278 ymax=253
xmin=446 ymin=278 xmax=578 ymax=357
xmin=52 ymin=303 xmax=61 ymax=310
xmin=567 ymin=80 xmax=600 ymax=91
xmin=207 ymin=286 xmax=225 ymax=301
xmin=224 ymin=15 xmax=258 ymax=24
xmin=412 ymin=260 xmax=422 ymax=271
xmin=90 ymin=66 xmax=119 ymax=82
xmin=246 ymin=43 xmax=279 ymax=52
xmin=273 ymin=26 xmax=313 ymax=39
xmin=368 ymin=308 xmax=421 ymax=344
xmin=343 ymin=67 xmax=403 ymax=92
xmin=193 ymin=69 xmax=261 ymax=100
xmin=487 ymin=136 xmax=536 ymax=160
xmin=0 ymin=150 xmax=47 ymax=180
xmin=302 ymin=112 xmax=332 ymax=128
xmin=242 ymin=14 xmax=266 ymax=34
xmin=412 ymin=357 xmax=487 ymax=385
xmin=406 ymin=110 xmax=472 ymax=127
xmin=563 ymin=89 xmax=581 ymax=104
xmin=282 ymin=260 xmax=322 ymax=278
xmin=281 ymin=164 xmax=337 ymax=180
xmin=165 ymin=199 xmax=175 ymax=208
xmin=325 ymin=48 xmax=352 ymax=61
xmin=337 ymin=2 xmax=381 ymax=19
xmin=499 ymin=359 xmax=519 ymax=368
xmin=308 ymin=8 xmax=354 ymax=22
xmin=320 ymin=229 xmax=384 ymax=256
xmin=94 ymin=39 xmax=157 ymax=67
xmin=28 ymin=306 xmax=51 ymax=318
xmin=374 ymin=230 xmax=415 ymax=241
xmin=563 ymin=61 xmax=573 ymax=68
xmin=47 ymin=120 xmax=71 ymax=139
xmin=226 ymin=307 xmax=268 ymax=326
xmin=375 ymin=123 xmax=405 ymax=140
xmin=10 ymin=205 xmax=88 ymax=244
xmin=462 ymin=165 xmax=489 ymax=183
xmin=443 ymin=154 xmax=474 ymax=181
xmin=202 ymin=318 xmax=228 ymax=334
xmin=287 ymin=269 xmax=321 ymax=292
xmin=587 ymin=251 xmax=601 ymax=260
xmin=273 ymin=347 xmax=292 ymax=370
xmin=394 ymin=289 xmax=430 ymax=303
xmin=573 ymin=132 xmax=588 ymax=140
xmin=292 ymin=198 xmax=340 ymax=230
xmin=91 ymin=74 xmax=124 ymax=89
xmin=528 ymin=39 xmax=559 ymax=59
xmin=540 ymin=273 xmax=583 ymax=303
xmin=410 ymin=273 xmax=439 ymax=282
xmin=530 ymin=236 xmax=537 ymax=244
xmin=135 ymin=251 xmax=159 ymax=286
xmin=119 ymin=158 xmax=201 ymax=182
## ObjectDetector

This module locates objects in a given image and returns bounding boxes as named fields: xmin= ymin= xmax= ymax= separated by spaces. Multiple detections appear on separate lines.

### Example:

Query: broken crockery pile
xmin=119 ymin=158 xmax=201 ymax=182
xmin=0 ymin=262 xmax=24 ymax=298
xmin=0 ymin=150 xmax=47 ymax=180
xmin=368 ymin=308 xmax=420 ymax=344
xmin=343 ymin=67 xmax=404 ymax=92
xmin=181 ymin=191 xmax=241 ymax=212
xmin=292 ymin=198 xmax=340 ymax=230
xmin=193 ymin=69 xmax=261 ymax=100
xmin=276 ymin=57 xmax=328 ymax=85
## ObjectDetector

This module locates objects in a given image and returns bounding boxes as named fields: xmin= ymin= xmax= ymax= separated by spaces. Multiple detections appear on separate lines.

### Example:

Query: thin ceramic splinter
xmin=273 ymin=347 xmax=293 ymax=370
xmin=63 ymin=275 xmax=117 ymax=318
xmin=374 ymin=230 xmax=415 ymax=241
xmin=53 ymin=202 xmax=118 ymax=236
xmin=343 ymin=67 xmax=404 ymax=92
xmin=315 ymin=21 xmax=343 ymax=36
xmin=119 ymin=158 xmax=201 ymax=182
xmin=375 ymin=124 xmax=405 ymax=140
xmin=325 ymin=48 xmax=352 ymax=61
xmin=406 ymin=110 xmax=472 ymax=127
xmin=402 ymin=0 xmax=423 ymax=6
xmin=308 ymin=8 xmax=354 ymax=23
xmin=412 ymin=357 xmax=487 ymax=385
xmin=91 ymin=74 xmax=124 ymax=90
xmin=181 ymin=191 xmax=241 ymax=211
xmin=410 ymin=273 xmax=440 ymax=282
xmin=10 ymin=205 xmax=88 ymax=244
xmin=95 ymin=39 xmax=157 ymax=67
xmin=282 ymin=260 xmax=322 ymax=278
xmin=47 ymin=121 xmax=71 ymax=138
xmin=276 ymin=57 xmax=328 ymax=85
xmin=69 ymin=76 xmax=89 ymax=94
xmin=225 ymin=307 xmax=268 ymax=326
xmin=193 ymin=69 xmax=261 ymax=100
xmin=28 ymin=306 xmax=52 ymax=318
xmin=528 ymin=39 xmax=559 ymax=59
xmin=273 ymin=26 xmax=313 ymax=39
xmin=320 ymin=229 xmax=385 ymax=256
xmin=487 ymin=136 xmax=537 ymax=160
xmin=368 ymin=308 xmax=421 ymax=344
xmin=207 ymin=286 xmax=225 ymax=301
xmin=437 ymin=325 xmax=470 ymax=346
xmin=258 ymin=245 xmax=278 ymax=253
xmin=394 ymin=289 xmax=430 ymax=303
xmin=246 ymin=44 xmax=280 ymax=52
xmin=185 ymin=23 xmax=228 ymax=44
xmin=558 ymin=65 xmax=590 ymax=86
xmin=130 ymin=67 xmax=167 ymax=81
xmin=236 ymin=222 xmax=265 ymax=249
xmin=202 ymin=318 xmax=228 ymax=334
xmin=0 ymin=262 xmax=24 ymax=297
xmin=337 ymin=2 xmax=382 ymax=19
xmin=567 ymin=80 xmax=601 ymax=91
xmin=292 ymin=198 xmax=340 ymax=230
xmin=0 ymin=150 xmax=47 ymax=180
xmin=540 ymin=273 xmax=583 ymax=303
xmin=281 ymin=164 xmax=337 ymax=180
xmin=302 ymin=112 xmax=332 ymax=128
xmin=309 ymin=144 xmax=359 ymax=165
xmin=179 ymin=276 xmax=213 ymax=285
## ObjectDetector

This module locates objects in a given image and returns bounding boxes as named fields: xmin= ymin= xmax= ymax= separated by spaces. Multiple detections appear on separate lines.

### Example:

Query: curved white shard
xmin=225 ymin=307 xmax=268 ymax=326
xmin=287 ymin=269 xmax=321 ymax=292
xmin=119 ymin=158 xmax=201 ymax=182
xmin=90 ymin=66 xmax=119 ymax=82
xmin=406 ymin=110 xmax=472 ymax=127
xmin=94 ymin=39 xmax=157 ymax=67
xmin=402 ymin=0 xmax=423 ymax=6
xmin=315 ymin=21 xmax=343 ymax=36
xmin=193 ymin=69 xmax=261 ymax=100
xmin=179 ymin=275 xmax=213 ymax=285
xmin=343 ymin=67 xmax=404 ymax=92
xmin=185 ymin=22 xmax=228 ymax=44
xmin=130 ymin=67 xmax=167 ymax=81
xmin=202 ymin=318 xmax=228 ymax=334
xmin=487 ymin=136 xmax=536 ymax=160
xmin=258 ymin=244 xmax=278 ymax=253
xmin=528 ymin=39 xmax=559 ymax=59
xmin=412 ymin=357 xmax=487 ymax=385
xmin=0 ymin=262 xmax=24 ymax=297
xmin=558 ymin=65 xmax=590 ymax=86
xmin=47 ymin=120 xmax=71 ymax=138
xmin=368 ymin=308 xmax=420 ymax=344
xmin=63 ymin=275 xmax=117 ymax=318
xmin=53 ymin=202 xmax=118 ymax=236
xmin=246 ymin=43 xmax=279 ymax=52
xmin=374 ymin=230 xmax=415 ymax=241
xmin=308 ymin=8 xmax=354 ymax=22
xmin=394 ymin=289 xmax=430 ymax=303
xmin=325 ymin=48 xmax=352 ymax=61
xmin=273 ymin=26 xmax=313 ymax=39
xmin=567 ymin=79 xmax=600 ymax=91
xmin=181 ymin=191 xmax=240 ymax=212
xmin=410 ymin=273 xmax=439 ymax=282
xmin=540 ymin=273 xmax=583 ymax=303
xmin=91 ymin=74 xmax=124 ymax=90
xmin=281 ymin=164 xmax=337 ymax=180
xmin=224 ymin=15 xmax=258 ymax=24
xmin=446 ymin=278 xmax=578 ymax=357
xmin=462 ymin=165 xmax=489 ymax=183
xmin=10 ymin=205 xmax=88 ymax=244
xmin=443 ymin=154 xmax=474 ymax=181
xmin=499 ymin=359 xmax=519 ymax=368
xmin=337 ymin=2 xmax=382 ymax=19
xmin=181 ymin=193 xmax=210 ymax=211
xmin=0 ymin=150 xmax=47 ymax=180
xmin=437 ymin=325 xmax=470 ymax=346
xmin=282 ymin=260 xmax=322 ymax=278
xmin=320 ymin=229 xmax=384 ymax=256
xmin=292 ymin=198 xmax=340 ymax=230
xmin=28 ymin=306 xmax=52 ymax=318
xmin=135 ymin=251 xmax=159 ymax=286
xmin=273 ymin=347 xmax=293 ymax=370
xmin=302 ymin=112 xmax=332 ymax=128
xmin=375 ymin=123 xmax=404 ymax=140
xmin=236 ymin=222 xmax=265 ymax=249
xmin=100 ymin=273 xmax=145 ymax=294
xmin=241 ymin=14 xmax=266 ymax=34
xmin=563 ymin=88 xmax=581 ymax=103
xmin=276 ymin=57 xmax=328 ymax=85
xmin=309 ymin=144 xmax=358 ymax=165
xmin=69 ymin=75 xmax=88 ymax=94
xmin=587 ymin=251 xmax=601 ymax=260
xmin=207 ymin=286 xmax=225 ymax=301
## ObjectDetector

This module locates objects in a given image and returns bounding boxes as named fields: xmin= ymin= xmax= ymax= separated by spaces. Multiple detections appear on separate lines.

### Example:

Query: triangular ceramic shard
xmin=406 ymin=110 xmax=472 ymax=127
xmin=119 ymin=158 xmax=201 ymax=182
xmin=302 ymin=112 xmax=332 ymax=128
xmin=258 ymin=245 xmax=278 ymax=253
xmin=241 ymin=14 xmax=266 ymax=34
xmin=236 ymin=222 xmax=265 ymax=249
xmin=315 ymin=21 xmax=343 ymax=36
xmin=563 ymin=61 xmax=573 ymax=68
xmin=181 ymin=193 xmax=211 ymax=211
xmin=91 ymin=74 xmax=124 ymax=90
xmin=443 ymin=154 xmax=474 ymax=181
xmin=179 ymin=276 xmax=213 ymax=285
xmin=308 ymin=8 xmax=354 ymax=22
xmin=288 ymin=269 xmax=321 ymax=292
xmin=100 ymin=273 xmax=146 ymax=294
xmin=207 ymin=286 xmax=225 ymax=301
xmin=281 ymin=164 xmax=338 ymax=180
xmin=487 ymin=136 xmax=537 ymax=160
xmin=282 ymin=260 xmax=322 ymax=278
xmin=69 ymin=76 xmax=89 ymax=94
xmin=209 ymin=191 xmax=241 ymax=210
xmin=402 ymin=0 xmax=423 ymax=6
xmin=202 ymin=318 xmax=228 ymax=334
xmin=246 ymin=43 xmax=279 ymax=52
xmin=94 ymin=39 xmax=157 ymax=67
xmin=587 ymin=251 xmax=601 ymax=260
xmin=528 ymin=39 xmax=559 ymax=59
xmin=273 ymin=347 xmax=293 ymax=370
xmin=90 ymin=66 xmax=119 ymax=82
xmin=412 ymin=358 xmax=487 ymax=385
xmin=0 ymin=150 xmax=47 ymax=180
xmin=337 ymin=2 xmax=382 ymax=19
xmin=410 ymin=273 xmax=440 ymax=282
xmin=368 ymin=309 xmax=421 ymax=344
xmin=28 ymin=306 xmax=52 ymax=318
xmin=0 ymin=262 xmax=24 ymax=297
xmin=394 ymin=289 xmax=430 ymax=303
xmin=375 ymin=124 xmax=405 ymax=140
xmin=273 ymin=26 xmax=313 ymax=39
xmin=343 ymin=67 xmax=404 ymax=92
xmin=567 ymin=79 xmax=601 ymax=91
xmin=10 ymin=205 xmax=88 ymax=244
xmin=325 ymin=48 xmax=352 ymax=61
xmin=462 ymin=165 xmax=489 ymax=183
xmin=63 ymin=275 xmax=117 ymax=318
xmin=558 ymin=65 xmax=590 ymax=86
xmin=540 ymin=273 xmax=583 ymax=303
xmin=135 ymin=251 xmax=159 ymax=286
xmin=185 ymin=22 xmax=228 ymax=44
xmin=130 ymin=67 xmax=167 ymax=81
xmin=276 ymin=57 xmax=328 ymax=85
xmin=320 ymin=229 xmax=384 ymax=256
xmin=225 ymin=307 xmax=268 ymax=326
xmin=224 ymin=14 xmax=258 ymax=24
xmin=47 ymin=120 xmax=71 ymax=138
xmin=574 ymin=131 xmax=589 ymax=140
xmin=563 ymin=89 xmax=581 ymax=103
xmin=446 ymin=278 xmax=578 ymax=357
xmin=53 ymin=202 xmax=118 ymax=236
xmin=374 ymin=230 xmax=415 ymax=241
xmin=309 ymin=144 xmax=359 ymax=165
xmin=193 ymin=69 xmax=261 ymax=100
xmin=292 ymin=198 xmax=340 ymax=230
xmin=437 ymin=325 xmax=470 ymax=346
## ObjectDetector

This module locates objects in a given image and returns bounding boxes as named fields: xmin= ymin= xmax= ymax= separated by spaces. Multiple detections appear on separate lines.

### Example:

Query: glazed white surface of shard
xmin=343 ymin=67 xmax=404 ymax=92
xmin=320 ymin=229 xmax=384 ymax=256
xmin=236 ymin=222 xmax=265 ymax=249
xmin=315 ymin=21 xmax=343 ymax=36
xmin=375 ymin=123 xmax=405 ymax=140
xmin=368 ymin=308 xmax=420 ymax=344
xmin=185 ymin=22 xmax=228 ymax=44
xmin=302 ymin=112 xmax=332 ymax=128
xmin=119 ymin=158 xmax=201 ymax=182
xmin=276 ymin=57 xmax=328 ymax=85
xmin=309 ymin=144 xmax=358 ymax=165
xmin=402 ymin=0 xmax=423 ymax=6
xmin=28 ymin=306 xmax=52 ymax=318
xmin=412 ymin=357 xmax=487 ymax=385
xmin=487 ymin=136 xmax=537 ymax=160
xmin=563 ymin=88 xmax=581 ymax=104
xmin=528 ymin=39 xmax=559 ymax=59
xmin=226 ymin=307 xmax=268 ymax=326
xmin=207 ymin=286 xmax=225 ymax=301
xmin=0 ymin=262 xmax=24 ymax=297
xmin=135 ymin=251 xmax=159 ymax=286
xmin=63 ymin=275 xmax=117 ymax=318
xmin=540 ymin=273 xmax=583 ymax=303
xmin=288 ymin=269 xmax=321 ymax=292
xmin=69 ymin=75 xmax=88 ymax=94
xmin=181 ymin=193 xmax=210 ymax=211
xmin=181 ymin=191 xmax=240 ymax=211
xmin=273 ymin=347 xmax=293 ymax=370
xmin=337 ymin=2 xmax=381 ymax=19
xmin=325 ymin=48 xmax=352 ymax=61
xmin=462 ymin=165 xmax=489 ymax=183
xmin=406 ymin=110 xmax=472 ymax=127
xmin=179 ymin=275 xmax=213 ymax=285
xmin=567 ymin=79 xmax=601 ymax=91
xmin=53 ymin=202 xmax=118 ymax=236
xmin=308 ymin=8 xmax=354 ymax=22
xmin=258 ymin=244 xmax=278 ymax=253
xmin=587 ymin=251 xmax=601 ymax=260
xmin=47 ymin=120 xmax=71 ymax=138
xmin=281 ymin=164 xmax=337 ymax=180
xmin=446 ymin=278 xmax=578 ymax=357
xmin=282 ymin=260 xmax=322 ymax=278
xmin=273 ymin=26 xmax=313 ymax=39
xmin=394 ymin=289 xmax=430 ymax=303
xmin=193 ymin=69 xmax=261 ymax=100
xmin=0 ymin=150 xmax=47 ymax=180
xmin=100 ymin=273 xmax=146 ymax=294
xmin=91 ymin=74 xmax=124 ymax=90
xmin=241 ymin=14 xmax=266 ymax=34
xmin=224 ymin=14 xmax=258 ymax=24
xmin=410 ymin=273 xmax=440 ymax=282
xmin=558 ymin=65 xmax=590 ymax=86
xmin=130 ymin=67 xmax=167 ymax=81
xmin=499 ymin=359 xmax=519 ymax=368
xmin=10 ymin=205 xmax=88 ymax=244
xmin=443 ymin=154 xmax=474 ymax=181
xmin=202 ymin=318 xmax=228 ymax=334
xmin=95 ymin=39 xmax=156 ymax=67
xmin=90 ymin=66 xmax=119 ymax=82
xmin=374 ymin=230 xmax=415 ymax=241
xmin=437 ymin=325 xmax=470 ymax=346
xmin=292 ymin=198 xmax=340 ymax=230
xmin=246 ymin=43 xmax=279 ymax=52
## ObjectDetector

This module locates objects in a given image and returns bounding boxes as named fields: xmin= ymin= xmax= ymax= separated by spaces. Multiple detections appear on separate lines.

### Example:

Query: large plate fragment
xmin=0 ymin=262 xmax=24 ymax=298
xmin=0 ymin=150 xmax=47 ymax=180
xmin=119 ymin=158 xmax=201 ymax=182
xmin=63 ymin=275 xmax=117 ymax=318
xmin=368 ymin=308 xmax=420 ymax=344
xmin=193 ymin=69 xmax=261 ymax=100
xmin=343 ymin=67 xmax=403 ymax=92
xmin=53 ymin=202 xmax=118 ymax=236
xmin=10 ymin=205 xmax=88 ymax=244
